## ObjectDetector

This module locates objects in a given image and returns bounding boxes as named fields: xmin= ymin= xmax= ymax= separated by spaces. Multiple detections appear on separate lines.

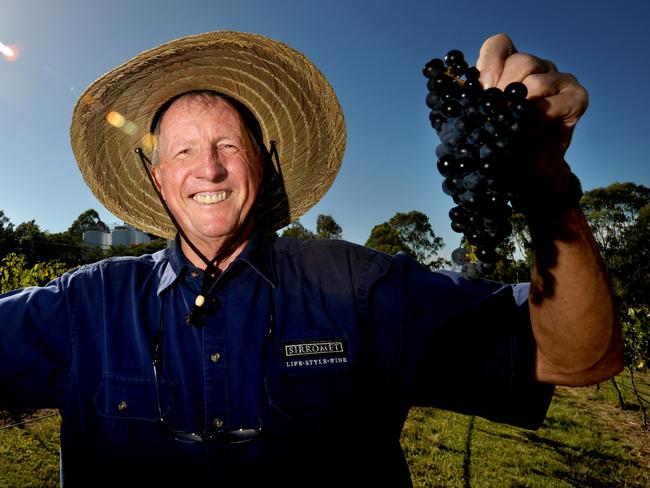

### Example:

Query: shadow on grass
xmin=522 ymin=430 xmax=645 ymax=488
xmin=469 ymin=421 xmax=646 ymax=488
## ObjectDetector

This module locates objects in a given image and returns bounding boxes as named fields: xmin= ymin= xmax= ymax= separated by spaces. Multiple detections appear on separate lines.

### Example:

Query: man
xmin=0 ymin=31 xmax=621 ymax=486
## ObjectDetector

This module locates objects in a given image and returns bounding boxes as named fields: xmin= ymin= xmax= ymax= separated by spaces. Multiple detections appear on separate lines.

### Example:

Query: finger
xmin=526 ymin=73 xmax=589 ymax=125
xmin=534 ymin=90 xmax=589 ymax=127
xmin=496 ymin=53 xmax=558 ymax=91
xmin=476 ymin=33 xmax=517 ymax=88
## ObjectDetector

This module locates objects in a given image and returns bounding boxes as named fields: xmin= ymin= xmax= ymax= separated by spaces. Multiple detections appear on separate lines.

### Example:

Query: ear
xmin=151 ymin=164 xmax=166 ymax=198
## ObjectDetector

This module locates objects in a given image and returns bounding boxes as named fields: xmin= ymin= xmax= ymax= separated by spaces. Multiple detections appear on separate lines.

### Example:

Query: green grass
xmin=0 ymin=411 xmax=60 ymax=488
xmin=1 ymin=371 xmax=648 ymax=487
xmin=401 ymin=371 xmax=649 ymax=487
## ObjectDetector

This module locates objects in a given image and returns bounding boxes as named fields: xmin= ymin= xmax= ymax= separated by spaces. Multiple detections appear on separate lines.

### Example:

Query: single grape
xmin=504 ymin=82 xmax=528 ymax=101
xmin=423 ymin=58 xmax=445 ymax=79
xmin=442 ymin=129 xmax=464 ymax=148
xmin=426 ymin=91 xmax=443 ymax=109
xmin=449 ymin=205 xmax=467 ymax=222
xmin=444 ymin=49 xmax=464 ymax=66
xmin=462 ymin=170 xmax=486 ymax=191
xmin=466 ymin=128 xmax=488 ymax=146
xmin=451 ymin=60 xmax=469 ymax=76
xmin=458 ymin=190 xmax=478 ymax=205
xmin=480 ymin=88 xmax=506 ymax=114
xmin=441 ymin=100 xmax=462 ymax=118
xmin=476 ymin=247 xmax=499 ymax=264
xmin=428 ymin=76 xmax=449 ymax=92
xmin=429 ymin=112 xmax=446 ymax=130
xmin=451 ymin=221 xmax=466 ymax=233
xmin=509 ymin=101 xmax=527 ymax=119
xmin=456 ymin=149 xmax=477 ymax=168
xmin=464 ymin=66 xmax=480 ymax=81
xmin=436 ymin=154 xmax=456 ymax=176
xmin=451 ymin=247 xmax=467 ymax=265
xmin=442 ymin=175 xmax=463 ymax=196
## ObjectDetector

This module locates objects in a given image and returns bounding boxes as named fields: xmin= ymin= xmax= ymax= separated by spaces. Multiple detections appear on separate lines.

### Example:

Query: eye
xmin=175 ymin=148 xmax=192 ymax=158
xmin=216 ymin=143 xmax=240 ymax=156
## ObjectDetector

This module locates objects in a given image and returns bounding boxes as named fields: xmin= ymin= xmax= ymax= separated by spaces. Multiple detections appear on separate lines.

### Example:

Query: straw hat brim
xmin=70 ymin=31 xmax=346 ymax=239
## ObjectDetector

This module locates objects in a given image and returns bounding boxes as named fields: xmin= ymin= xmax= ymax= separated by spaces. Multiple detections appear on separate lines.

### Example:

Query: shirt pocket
xmin=265 ymin=365 xmax=351 ymax=438
xmin=94 ymin=374 xmax=175 ymax=458
xmin=95 ymin=374 xmax=174 ymax=420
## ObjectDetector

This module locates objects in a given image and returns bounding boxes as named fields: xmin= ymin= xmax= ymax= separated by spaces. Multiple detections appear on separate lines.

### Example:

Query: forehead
xmin=159 ymin=95 xmax=244 ymax=135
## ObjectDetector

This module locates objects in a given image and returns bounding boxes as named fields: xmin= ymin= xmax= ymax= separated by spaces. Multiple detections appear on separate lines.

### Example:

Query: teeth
xmin=193 ymin=191 xmax=228 ymax=204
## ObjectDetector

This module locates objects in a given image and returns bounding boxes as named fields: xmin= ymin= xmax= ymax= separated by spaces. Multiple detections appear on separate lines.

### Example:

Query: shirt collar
xmin=156 ymin=229 xmax=277 ymax=296
xmin=235 ymin=228 xmax=277 ymax=288
xmin=156 ymin=235 xmax=188 ymax=296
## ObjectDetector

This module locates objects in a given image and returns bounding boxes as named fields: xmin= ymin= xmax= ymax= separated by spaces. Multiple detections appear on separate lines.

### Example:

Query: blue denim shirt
xmin=0 ymin=231 xmax=553 ymax=486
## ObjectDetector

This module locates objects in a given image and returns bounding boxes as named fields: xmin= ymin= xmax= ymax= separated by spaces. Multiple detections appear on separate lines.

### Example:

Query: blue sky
xmin=1 ymin=0 xmax=648 ymax=258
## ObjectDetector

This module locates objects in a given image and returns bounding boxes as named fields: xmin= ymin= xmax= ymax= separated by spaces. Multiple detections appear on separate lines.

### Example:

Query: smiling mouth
xmin=192 ymin=191 xmax=229 ymax=204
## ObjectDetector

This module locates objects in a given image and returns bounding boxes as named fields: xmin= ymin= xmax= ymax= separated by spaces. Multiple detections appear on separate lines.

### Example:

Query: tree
xmin=42 ymin=232 xmax=84 ymax=267
xmin=281 ymin=220 xmax=316 ymax=240
xmin=388 ymin=211 xmax=445 ymax=265
xmin=366 ymin=223 xmax=412 ymax=256
xmin=281 ymin=215 xmax=343 ymax=241
xmin=607 ymin=203 xmax=650 ymax=308
xmin=67 ymin=209 xmax=109 ymax=239
xmin=0 ymin=210 xmax=15 ymax=259
xmin=581 ymin=183 xmax=650 ymax=308
xmin=366 ymin=210 xmax=447 ymax=268
xmin=13 ymin=220 xmax=47 ymax=266
xmin=581 ymin=182 xmax=650 ymax=259
xmin=316 ymin=214 xmax=342 ymax=240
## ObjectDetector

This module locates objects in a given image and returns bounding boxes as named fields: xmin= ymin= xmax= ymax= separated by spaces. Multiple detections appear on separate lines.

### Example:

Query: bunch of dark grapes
xmin=423 ymin=49 xmax=532 ymax=276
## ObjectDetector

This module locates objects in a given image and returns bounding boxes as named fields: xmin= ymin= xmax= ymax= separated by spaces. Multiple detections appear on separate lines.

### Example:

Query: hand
xmin=476 ymin=34 xmax=589 ymax=191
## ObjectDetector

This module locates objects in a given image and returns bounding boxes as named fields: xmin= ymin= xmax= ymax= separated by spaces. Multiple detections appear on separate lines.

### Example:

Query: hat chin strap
xmin=135 ymin=147 xmax=253 ymax=326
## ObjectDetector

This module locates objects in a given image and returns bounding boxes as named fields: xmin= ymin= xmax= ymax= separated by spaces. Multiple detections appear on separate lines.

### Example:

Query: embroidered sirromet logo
xmin=282 ymin=339 xmax=348 ymax=369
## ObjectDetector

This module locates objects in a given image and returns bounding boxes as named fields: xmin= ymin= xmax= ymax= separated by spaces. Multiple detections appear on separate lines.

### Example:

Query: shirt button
xmin=212 ymin=417 xmax=224 ymax=429
xmin=190 ymin=271 xmax=200 ymax=278
xmin=210 ymin=352 xmax=221 ymax=363
xmin=117 ymin=400 xmax=127 ymax=411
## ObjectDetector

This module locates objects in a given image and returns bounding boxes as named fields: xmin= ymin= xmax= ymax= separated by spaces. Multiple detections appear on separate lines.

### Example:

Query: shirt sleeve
xmin=368 ymin=253 xmax=554 ymax=430
xmin=0 ymin=271 xmax=76 ymax=409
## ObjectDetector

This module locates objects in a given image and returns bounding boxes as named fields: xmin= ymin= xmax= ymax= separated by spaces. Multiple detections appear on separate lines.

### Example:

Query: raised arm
xmin=476 ymin=34 xmax=623 ymax=386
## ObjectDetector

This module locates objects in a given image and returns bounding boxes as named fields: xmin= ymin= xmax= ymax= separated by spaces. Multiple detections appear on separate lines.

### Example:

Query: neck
xmin=180 ymin=220 xmax=255 ymax=271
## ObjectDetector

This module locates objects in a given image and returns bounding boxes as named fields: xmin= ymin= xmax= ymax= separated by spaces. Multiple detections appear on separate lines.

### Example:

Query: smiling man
xmin=0 ymin=31 xmax=622 ymax=487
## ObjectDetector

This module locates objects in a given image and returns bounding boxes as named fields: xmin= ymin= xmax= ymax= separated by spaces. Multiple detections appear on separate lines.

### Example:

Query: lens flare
xmin=106 ymin=110 xmax=140 ymax=137
xmin=123 ymin=121 xmax=137 ymax=136
xmin=0 ymin=42 xmax=19 ymax=61
xmin=140 ymin=133 xmax=157 ymax=152
xmin=106 ymin=111 xmax=126 ymax=128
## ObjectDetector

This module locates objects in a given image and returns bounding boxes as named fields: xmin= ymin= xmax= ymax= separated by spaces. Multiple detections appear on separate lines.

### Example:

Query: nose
xmin=194 ymin=145 xmax=226 ymax=181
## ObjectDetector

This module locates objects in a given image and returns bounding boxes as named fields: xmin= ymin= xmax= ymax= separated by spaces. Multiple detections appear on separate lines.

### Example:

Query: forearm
xmin=529 ymin=207 xmax=623 ymax=386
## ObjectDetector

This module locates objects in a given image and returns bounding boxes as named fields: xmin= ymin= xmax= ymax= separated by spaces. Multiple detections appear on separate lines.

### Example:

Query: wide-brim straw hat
xmin=70 ymin=31 xmax=346 ymax=239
